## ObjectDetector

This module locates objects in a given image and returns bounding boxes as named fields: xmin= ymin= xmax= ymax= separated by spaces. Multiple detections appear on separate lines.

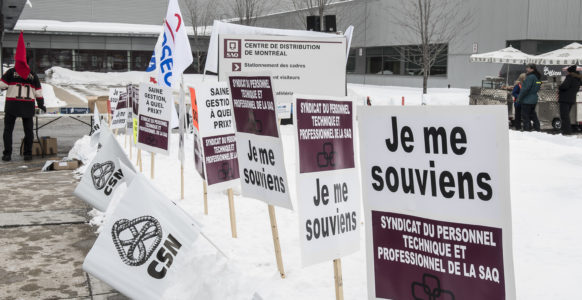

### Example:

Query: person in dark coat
xmin=511 ymin=73 xmax=526 ymax=130
xmin=1 ymin=32 xmax=45 ymax=162
xmin=517 ymin=64 xmax=542 ymax=131
xmin=558 ymin=65 xmax=581 ymax=135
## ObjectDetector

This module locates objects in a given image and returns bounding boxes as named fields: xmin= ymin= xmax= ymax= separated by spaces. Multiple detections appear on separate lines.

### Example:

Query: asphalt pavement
xmin=0 ymin=114 xmax=127 ymax=299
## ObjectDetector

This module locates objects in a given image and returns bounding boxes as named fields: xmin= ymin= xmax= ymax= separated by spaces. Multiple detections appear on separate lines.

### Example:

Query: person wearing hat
xmin=1 ymin=32 xmax=45 ymax=162
xmin=517 ymin=63 xmax=542 ymax=131
xmin=558 ymin=65 xmax=581 ymax=135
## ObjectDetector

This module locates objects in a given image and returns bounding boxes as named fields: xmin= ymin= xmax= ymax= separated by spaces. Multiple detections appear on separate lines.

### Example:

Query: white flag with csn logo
xmin=83 ymin=173 xmax=201 ymax=300
xmin=74 ymin=130 xmax=135 ymax=211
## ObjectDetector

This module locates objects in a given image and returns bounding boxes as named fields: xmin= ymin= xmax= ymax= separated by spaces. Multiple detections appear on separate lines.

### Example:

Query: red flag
xmin=15 ymin=32 xmax=30 ymax=79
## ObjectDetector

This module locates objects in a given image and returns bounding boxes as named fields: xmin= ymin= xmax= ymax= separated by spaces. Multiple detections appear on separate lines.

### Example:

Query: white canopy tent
xmin=470 ymin=46 xmax=533 ymax=64
xmin=532 ymin=42 xmax=582 ymax=65
xmin=470 ymin=46 xmax=533 ymax=85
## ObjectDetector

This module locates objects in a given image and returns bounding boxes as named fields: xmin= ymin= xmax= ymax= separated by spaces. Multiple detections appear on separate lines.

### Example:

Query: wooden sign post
xmin=150 ymin=152 xmax=155 ymax=179
xmin=268 ymin=204 xmax=285 ymax=278
xmin=128 ymin=135 xmax=132 ymax=159
xmin=227 ymin=188 xmax=237 ymax=238
xmin=333 ymin=259 xmax=344 ymax=300
xmin=137 ymin=149 xmax=142 ymax=172
xmin=203 ymin=181 xmax=208 ymax=215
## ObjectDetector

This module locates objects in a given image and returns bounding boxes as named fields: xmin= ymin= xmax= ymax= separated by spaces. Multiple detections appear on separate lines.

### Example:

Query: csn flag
xmin=83 ymin=173 xmax=201 ymax=299
xmin=74 ymin=130 xmax=136 ymax=211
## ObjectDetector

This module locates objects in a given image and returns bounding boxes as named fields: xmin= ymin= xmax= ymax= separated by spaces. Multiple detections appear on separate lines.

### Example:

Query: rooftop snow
xmin=14 ymin=19 xmax=212 ymax=36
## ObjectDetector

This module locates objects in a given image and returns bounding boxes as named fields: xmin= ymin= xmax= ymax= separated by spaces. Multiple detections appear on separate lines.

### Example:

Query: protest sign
xmin=218 ymin=35 xmax=346 ymax=104
xmin=294 ymin=95 xmax=360 ymax=267
xmin=136 ymin=83 xmax=172 ymax=155
xmin=189 ymin=87 xmax=205 ymax=180
xmin=228 ymin=74 xmax=292 ymax=210
xmin=358 ymin=106 xmax=515 ymax=300
xmin=83 ymin=172 xmax=202 ymax=299
xmin=192 ymin=82 xmax=239 ymax=192
xmin=109 ymin=88 xmax=125 ymax=114
xmin=74 ymin=129 xmax=136 ymax=211
xmin=111 ymin=92 xmax=128 ymax=130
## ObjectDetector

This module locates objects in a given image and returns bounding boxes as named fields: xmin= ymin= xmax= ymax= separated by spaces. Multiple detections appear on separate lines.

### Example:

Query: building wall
xmin=255 ymin=0 xmax=582 ymax=89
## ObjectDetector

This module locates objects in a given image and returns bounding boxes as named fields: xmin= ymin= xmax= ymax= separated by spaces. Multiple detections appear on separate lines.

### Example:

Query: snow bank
xmin=348 ymin=83 xmax=470 ymax=106
xmin=45 ymin=67 xmax=148 ymax=87
xmin=41 ymin=83 xmax=67 ymax=108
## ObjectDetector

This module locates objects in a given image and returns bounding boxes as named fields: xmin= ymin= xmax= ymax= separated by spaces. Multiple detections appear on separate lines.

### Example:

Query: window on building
xmin=131 ymin=51 xmax=152 ymax=71
xmin=346 ymin=48 xmax=356 ymax=73
xmin=365 ymin=44 xmax=447 ymax=76
xmin=366 ymin=47 xmax=383 ymax=74
xmin=35 ymin=49 xmax=73 ymax=73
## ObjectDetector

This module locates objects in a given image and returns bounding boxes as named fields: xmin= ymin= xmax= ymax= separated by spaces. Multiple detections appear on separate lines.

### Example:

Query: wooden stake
xmin=268 ymin=204 xmax=285 ymax=278
xmin=138 ymin=149 xmax=142 ymax=172
xmin=115 ymin=128 xmax=119 ymax=136
xmin=203 ymin=181 xmax=208 ymax=215
xmin=129 ymin=136 xmax=132 ymax=159
xmin=333 ymin=259 xmax=344 ymax=300
xmin=227 ymin=188 xmax=237 ymax=238
xmin=151 ymin=152 xmax=155 ymax=179
xmin=180 ymin=164 xmax=184 ymax=200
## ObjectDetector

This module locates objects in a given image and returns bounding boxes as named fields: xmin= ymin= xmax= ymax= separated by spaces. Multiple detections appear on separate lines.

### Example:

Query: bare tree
xmin=228 ymin=0 xmax=267 ymax=26
xmin=183 ymin=0 xmax=216 ymax=73
xmin=291 ymin=0 xmax=334 ymax=31
xmin=390 ymin=0 xmax=473 ymax=94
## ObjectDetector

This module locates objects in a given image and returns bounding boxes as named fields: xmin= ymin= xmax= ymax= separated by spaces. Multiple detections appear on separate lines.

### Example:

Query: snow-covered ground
xmin=67 ymin=123 xmax=581 ymax=299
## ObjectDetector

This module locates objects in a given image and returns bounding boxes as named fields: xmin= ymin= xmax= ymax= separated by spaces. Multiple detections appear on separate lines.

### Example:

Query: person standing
xmin=517 ymin=64 xmax=542 ymax=131
xmin=558 ymin=65 xmax=581 ymax=135
xmin=1 ymin=32 xmax=45 ymax=162
xmin=511 ymin=73 xmax=526 ymax=130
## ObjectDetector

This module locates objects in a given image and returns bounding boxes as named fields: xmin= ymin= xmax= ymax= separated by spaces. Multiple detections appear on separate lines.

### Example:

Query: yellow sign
xmin=132 ymin=117 xmax=138 ymax=144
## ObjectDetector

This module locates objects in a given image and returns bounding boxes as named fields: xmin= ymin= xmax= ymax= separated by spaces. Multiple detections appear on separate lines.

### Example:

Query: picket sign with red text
xmin=293 ymin=95 xmax=360 ymax=267
xmin=74 ymin=125 xmax=136 ymax=211
xmin=83 ymin=172 xmax=201 ymax=299
xmin=192 ymin=82 xmax=239 ymax=192
xmin=136 ymin=83 xmax=172 ymax=155
xmin=228 ymin=74 xmax=292 ymax=209
xmin=358 ymin=106 xmax=516 ymax=300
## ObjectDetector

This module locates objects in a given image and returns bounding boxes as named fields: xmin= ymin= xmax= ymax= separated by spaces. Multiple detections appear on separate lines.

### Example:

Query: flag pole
xmin=179 ymin=75 xmax=186 ymax=200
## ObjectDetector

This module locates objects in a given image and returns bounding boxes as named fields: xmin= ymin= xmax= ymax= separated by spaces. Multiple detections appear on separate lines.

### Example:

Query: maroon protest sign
xmin=372 ymin=211 xmax=505 ymax=300
xmin=138 ymin=115 xmax=169 ymax=149
xmin=202 ymin=134 xmax=239 ymax=185
xmin=136 ymin=83 xmax=172 ymax=155
xmin=229 ymin=76 xmax=278 ymax=138
xmin=296 ymin=98 xmax=354 ymax=173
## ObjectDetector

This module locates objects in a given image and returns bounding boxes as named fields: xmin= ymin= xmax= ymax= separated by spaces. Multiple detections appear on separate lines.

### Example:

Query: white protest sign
xmin=109 ymin=88 xmax=125 ymax=115
xmin=358 ymin=106 xmax=515 ymax=300
xmin=192 ymin=82 xmax=239 ymax=192
xmin=74 ymin=130 xmax=136 ymax=211
xmin=136 ymin=83 xmax=172 ymax=155
xmin=294 ymin=95 xmax=360 ymax=266
xmin=111 ymin=92 xmax=128 ymax=130
xmin=218 ymin=35 xmax=346 ymax=104
xmin=228 ymin=74 xmax=292 ymax=209
xmin=83 ymin=173 xmax=201 ymax=299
